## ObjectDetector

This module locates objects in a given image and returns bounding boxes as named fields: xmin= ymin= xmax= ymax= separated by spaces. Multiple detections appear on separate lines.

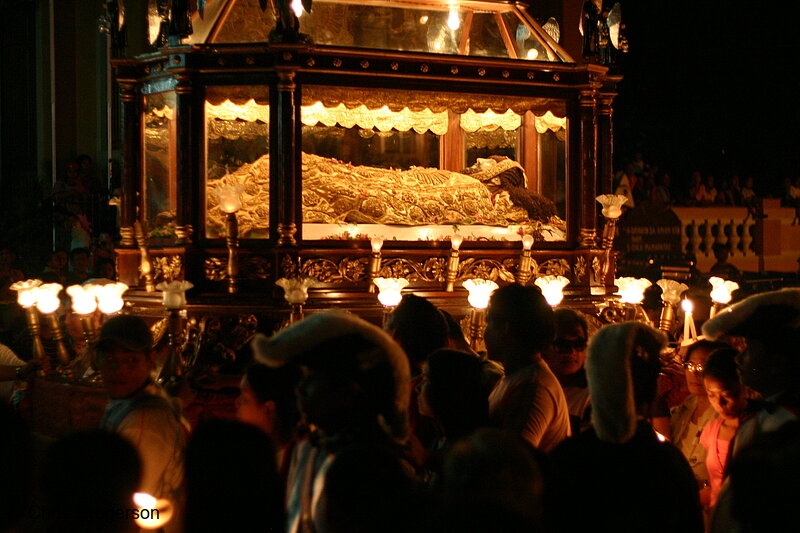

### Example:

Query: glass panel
xmin=300 ymin=85 xmax=567 ymax=242
xmin=502 ymin=11 xmax=554 ymax=61
xmin=204 ymin=86 xmax=270 ymax=239
xmin=467 ymin=12 xmax=508 ymax=58
xmin=143 ymin=91 xmax=177 ymax=243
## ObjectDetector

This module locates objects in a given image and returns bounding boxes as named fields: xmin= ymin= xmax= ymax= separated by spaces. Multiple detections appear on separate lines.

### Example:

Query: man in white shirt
xmin=485 ymin=284 xmax=571 ymax=452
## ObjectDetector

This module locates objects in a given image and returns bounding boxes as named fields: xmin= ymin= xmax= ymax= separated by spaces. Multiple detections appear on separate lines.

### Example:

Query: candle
xmin=681 ymin=298 xmax=694 ymax=343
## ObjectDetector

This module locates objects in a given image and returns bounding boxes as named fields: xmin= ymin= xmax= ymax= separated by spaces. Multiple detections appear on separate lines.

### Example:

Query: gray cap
xmin=702 ymin=288 xmax=800 ymax=342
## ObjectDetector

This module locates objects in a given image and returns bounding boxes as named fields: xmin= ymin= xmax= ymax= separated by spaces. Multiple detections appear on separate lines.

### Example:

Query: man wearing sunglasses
xmin=544 ymin=308 xmax=592 ymax=435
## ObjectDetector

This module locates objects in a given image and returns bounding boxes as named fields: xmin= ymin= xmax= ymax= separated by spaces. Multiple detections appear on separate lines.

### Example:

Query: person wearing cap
xmin=251 ymin=310 xmax=413 ymax=533
xmin=550 ymin=322 xmax=704 ymax=533
xmin=96 ymin=314 xmax=188 ymax=533
xmin=484 ymin=284 xmax=571 ymax=453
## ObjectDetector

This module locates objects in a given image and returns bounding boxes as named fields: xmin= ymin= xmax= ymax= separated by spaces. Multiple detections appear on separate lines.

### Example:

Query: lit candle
xmin=132 ymin=492 xmax=174 ymax=530
xmin=681 ymin=298 xmax=694 ymax=344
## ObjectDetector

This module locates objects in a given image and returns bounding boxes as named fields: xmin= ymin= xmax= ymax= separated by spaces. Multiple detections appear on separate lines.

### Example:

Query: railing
xmin=672 ymin=200 xmax=800 ymax=273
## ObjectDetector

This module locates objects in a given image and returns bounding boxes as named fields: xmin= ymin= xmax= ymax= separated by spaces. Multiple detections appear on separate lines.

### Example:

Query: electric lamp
xmin=67 ymin=284 xmax=99 ymax=346
xmin=216 ymin=185 xmax=243 ymax=293
xmin=515 ymin=234 xmax=535 ymax=285
xmin=93 ymin=282 xmax=129 ymax=315
xmin=34 ymin=283 xmax=72 ymax=372
xmin=445 ymin=233 xmax=463 ymax=292
xmin=708 ymin=276 xmax=739 ymax=317
xmin=615 ymin=277 xmax=651 ymax=305
xmin=656 ymin=279 xmax=688 ymax=334
xmin=368 ymin=236 xmax=384 ymax=293
xmin=277 ymin=277 xmax=316 ymax=325
xmin=157 ymin=280 xmax=193 ymax=310
xmin=374 ymin=277 xmax=408 ymax=308
xmin=463 ymin=279 xmax=498 ymax=351
xmin=534 ymin=275 xmax=570 ymax=307
xmin=10 ymin=279 xmax=48 ymax=374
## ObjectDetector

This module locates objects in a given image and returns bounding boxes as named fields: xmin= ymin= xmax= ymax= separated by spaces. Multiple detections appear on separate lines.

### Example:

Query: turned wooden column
xmin=597 ymin=93 xmax=615 ymax=196
xmin=174 ymin=73 xmax=196 ymax=245
xmin=577 ymin=89 xmax=598 ymax=249
xmin=271 ymin=68 xmax=300 ymax=246
xmin=118 ymin=80 xmax=140 ymax=248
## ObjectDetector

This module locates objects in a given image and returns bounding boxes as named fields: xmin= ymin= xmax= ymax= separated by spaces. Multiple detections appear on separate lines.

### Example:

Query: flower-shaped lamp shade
xmin=534 ymin=275 xmax=570 ymax=307
xmin=370 ymin=236 xmax=384 ymax=253
xmin=156 ymin=280 xmax=194 ymax=310
xmin=215 ymin=184 xmax=245 ymax=214
xmin=67 ymin=284 xmax=98 ymax=315
xmin=10 ymin=279 xmax=43 ymax=308
xmin=276 ymin=277 xmax=317 ymax=306
xmin=615 ymin=277 xmax=652 ymax=304
xmin=450 ymin=234 xmax=463 ymax=251
xmin=374 ymin=277 xmax=409 ymax=307
xmin=93 ymin=282 xmax=129 ymax=314
xmin=708 ymin=276 xmax=740 ymax=305
xmin=522 ymin=234 xmax=535 ymax=251
xmin=656 ymin=279 xmax=688 ymax=307
xmin=463 ymin=279 xmax=499 ymax=309
xmin=34 ymin=283 xmax=63 ymax=314
xmin=133 ymin=492 xmax=174 ymax=530
xmin=596 ymin=194 xmax=628 ymax=219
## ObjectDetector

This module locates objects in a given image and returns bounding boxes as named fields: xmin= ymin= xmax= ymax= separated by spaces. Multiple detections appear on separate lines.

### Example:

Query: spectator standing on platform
xmin=741 ymin=176 xmax=757 ymax=207
xmin=40 ymin=249 xmax=69 ymax=284
xmin=698 ymin=175 xmax=718 ymax=206
xmin=67 ymin=247 xmax=92 ymax=285
xmin=97 ymin=314 xmax=189 ymax=533
xmin=485 ymin=284 xmax=571 ymax=452
xmin=651 ymin=171 xmax=673 ymax=207
xmin=688 ymin=170 xmax=706 ymax=206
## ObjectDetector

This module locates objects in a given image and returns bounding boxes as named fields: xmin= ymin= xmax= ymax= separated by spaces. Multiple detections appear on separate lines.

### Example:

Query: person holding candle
xmin=699 ymin=347 xmax=749 ymax=510
xmin=96 ymin=314 xmax=189 ymax=533
xmin=670 ymin=339 xmax=730 ymax=498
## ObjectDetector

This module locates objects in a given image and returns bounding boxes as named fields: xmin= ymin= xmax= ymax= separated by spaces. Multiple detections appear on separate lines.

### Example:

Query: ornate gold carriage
xmin=112 ymin=0 xmax=621 ymax=334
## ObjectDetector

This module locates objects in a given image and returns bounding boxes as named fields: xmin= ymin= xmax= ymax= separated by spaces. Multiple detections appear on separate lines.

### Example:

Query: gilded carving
xmin=299 ymin=257 xmax=369 ymax=283
xmin=574 ymin=256 xmax=587 ymax=284
xmin=538 ymin=258 xmax=570 ymax=278
xmin=592 ymin=256 xmax=602 ymax=284
xmin=153 ymin=255 xmax=183 ymax=283
xmin=204 ymin=258 xmax=227 ymax=281
xmin=242 ymin=256 xmax=272 ymax=280
xmin=458 ymin=258 xmax=515 ymax=283
xmin=379 ymin=257 xmax=446 ymax=282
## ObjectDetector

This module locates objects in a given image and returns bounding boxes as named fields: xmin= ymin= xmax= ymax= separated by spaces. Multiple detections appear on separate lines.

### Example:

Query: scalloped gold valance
xmin=301 ymin=85 xmax=566 ymax=117
xmin=301 ymin=102 xmax=449 ymax=135
xmin=205 ymin=98 xmax=564 ymax=135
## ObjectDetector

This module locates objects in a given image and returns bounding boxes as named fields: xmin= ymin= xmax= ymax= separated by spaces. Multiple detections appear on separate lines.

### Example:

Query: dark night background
xmin=612 ymin=1 xmax=800 ymax=198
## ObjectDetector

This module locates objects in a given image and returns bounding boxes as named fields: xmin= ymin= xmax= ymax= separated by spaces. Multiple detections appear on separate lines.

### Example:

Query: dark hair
xmin=185 ymin=419 xmax=283 ymax=533
xmin=96 ymin=314 xmax=153 ymax=355
xmin=702 ymin=347 xmax=740 ymax=386
xmin=553 ymin=308 xmax=588 ymax=338
xmin=244 ymin=364 xmax=302 ymax=442
xmin=488 ymin=284 xmax=554 ymax=353
xmin=439 ymin=309 xmax=471 ymax=351
xmin=385 ymin=294 xmax=448 ymax=371
xmin=425 ymin=349 xmax=488 ymax=440
xmin=683 ymin=339 xmax=730 ymax=363
xmin=41 ymin=430 xmax=141 ymax=533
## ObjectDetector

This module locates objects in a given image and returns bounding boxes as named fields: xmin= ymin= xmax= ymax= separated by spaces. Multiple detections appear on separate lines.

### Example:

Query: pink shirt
xmin=699 ymin=417 xmax=732 ymax=507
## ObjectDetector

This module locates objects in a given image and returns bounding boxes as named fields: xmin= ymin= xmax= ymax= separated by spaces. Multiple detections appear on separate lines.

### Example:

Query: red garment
xmin=700 ymin=417 xmax=732 ymax=508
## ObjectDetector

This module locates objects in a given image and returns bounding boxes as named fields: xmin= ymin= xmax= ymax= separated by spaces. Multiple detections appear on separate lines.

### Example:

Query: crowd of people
xmin=3 ymin=283 xmax=800 ymax=533
xmin=611 ymin=152 xmax=798 ymax=211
